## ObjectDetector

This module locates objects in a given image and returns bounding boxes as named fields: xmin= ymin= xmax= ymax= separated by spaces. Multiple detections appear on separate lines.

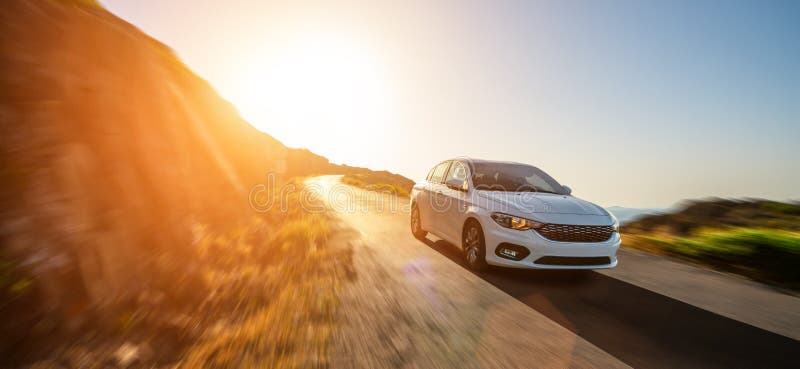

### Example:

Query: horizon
xmin=103 ymin=0 xmax=799 ymax=208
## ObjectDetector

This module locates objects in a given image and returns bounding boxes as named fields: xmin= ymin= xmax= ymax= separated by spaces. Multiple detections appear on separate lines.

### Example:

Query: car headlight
xmin=491 ymin=213 xmax=544 ymax=231
xmin=611 ymin=215 xmax=620 ymax=232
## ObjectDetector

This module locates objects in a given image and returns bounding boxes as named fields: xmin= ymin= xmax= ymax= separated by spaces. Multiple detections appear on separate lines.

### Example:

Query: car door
xmin=422 ymin=161 xmax=451 ymax=235
xmin=438 ymin=161 xmax=470 ymax=243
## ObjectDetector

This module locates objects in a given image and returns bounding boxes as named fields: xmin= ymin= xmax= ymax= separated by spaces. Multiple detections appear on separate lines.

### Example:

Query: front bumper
xmin=482 ymin=217 xmax=620 ymax=269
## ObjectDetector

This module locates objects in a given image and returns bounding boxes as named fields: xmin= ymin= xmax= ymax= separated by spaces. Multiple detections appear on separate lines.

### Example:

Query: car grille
xmin=534 ymin=223 xmax=614 ymax=243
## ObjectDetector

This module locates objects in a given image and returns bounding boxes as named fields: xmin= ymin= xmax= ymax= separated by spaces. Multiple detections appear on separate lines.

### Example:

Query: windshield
xmin=471 ymin=162 xmax=566 ymax=194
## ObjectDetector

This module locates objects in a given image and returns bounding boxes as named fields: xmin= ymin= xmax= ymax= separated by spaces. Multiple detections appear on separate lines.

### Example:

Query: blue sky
xmin=103 ymin=0 xmax=799 ymax=207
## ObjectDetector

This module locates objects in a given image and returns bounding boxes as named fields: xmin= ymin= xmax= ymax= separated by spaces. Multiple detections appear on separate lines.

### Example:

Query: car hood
xmin=477 ymin=191 xmax=609 ymax=217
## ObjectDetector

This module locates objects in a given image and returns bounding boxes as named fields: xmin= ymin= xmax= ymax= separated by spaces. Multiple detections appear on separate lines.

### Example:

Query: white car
xmin=410 ymin=158 xmax=620 ymax=270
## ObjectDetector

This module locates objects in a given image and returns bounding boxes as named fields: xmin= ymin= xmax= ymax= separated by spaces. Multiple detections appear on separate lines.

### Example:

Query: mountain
xmin=605 ymin=206 xmax=662 ymax=224
xmin=623 ymin=198 xmax=800 ymax=235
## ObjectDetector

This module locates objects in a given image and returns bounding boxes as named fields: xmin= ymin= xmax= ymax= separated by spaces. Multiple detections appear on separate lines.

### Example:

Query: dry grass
xmin=13 ymin=186 xmax=352 ymax=368
xmin=180 ymin=214 xmax=345 ymax=368
xmin=341 ymin=173 xmax=410 ymax=197
xmin=176 ymin=190 xmax=351 ymax=368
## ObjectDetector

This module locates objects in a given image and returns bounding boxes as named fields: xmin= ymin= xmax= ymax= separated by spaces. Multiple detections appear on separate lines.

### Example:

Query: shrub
xmin=629 ymin=228 xmax=800 ymax=291
xmin=341 ymin=173 xmax=410 ymax=197
xmin=761 ymin=201 xmax=800 ymax=216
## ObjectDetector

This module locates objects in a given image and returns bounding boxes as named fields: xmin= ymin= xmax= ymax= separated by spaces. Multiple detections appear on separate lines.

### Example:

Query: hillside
xmin=0 ymin=0 xmax=404 ymax=366
xmin=624 ymin=198 xmax=800 ymax=235
xmin=341 ymin=169 xmax=415 ymax=196
xmin=1 ymin=0 xmax=302 ymax=306
xmin=605 ymin=206 xmax=662 ymax=224
xmin=623 ymin=198 xmax=800 ymax=291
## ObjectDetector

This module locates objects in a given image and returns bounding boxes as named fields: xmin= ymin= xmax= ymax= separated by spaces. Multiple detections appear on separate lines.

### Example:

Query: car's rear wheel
xmin=411 ymin=204 xmax=427 ymax=240
xmin=463 ymin=220 xmax=488 ymax=270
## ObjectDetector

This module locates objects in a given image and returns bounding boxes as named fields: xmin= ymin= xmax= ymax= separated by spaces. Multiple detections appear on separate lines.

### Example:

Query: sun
xmin=225 ymin=34 xmax=393 ymax=158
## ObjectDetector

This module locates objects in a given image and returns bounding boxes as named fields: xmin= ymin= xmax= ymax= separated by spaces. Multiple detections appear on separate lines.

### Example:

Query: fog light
xmin=494 ymin=243 xmax=530 ymax=261
xmin=500 ymin=248 xmax=518 ymax=258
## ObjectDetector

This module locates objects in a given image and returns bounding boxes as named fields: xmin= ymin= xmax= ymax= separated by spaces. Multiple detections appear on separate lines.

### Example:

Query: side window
xmin=429 ymin=161 xmax=450 ymax=184
xmin=444 ymin=161 xmax=467 ymax=184
xmin=426 ymin=167 xmax=435 ymax=181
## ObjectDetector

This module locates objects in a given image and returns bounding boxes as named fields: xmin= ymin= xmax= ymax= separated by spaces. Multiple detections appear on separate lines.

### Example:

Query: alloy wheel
xmin=411 ymin=205 xmax=427 ymax=239
xmin=463 ymin=223 xmax=486 ymax=270
xmin=411 ymin=207 xmax=420 ymax=233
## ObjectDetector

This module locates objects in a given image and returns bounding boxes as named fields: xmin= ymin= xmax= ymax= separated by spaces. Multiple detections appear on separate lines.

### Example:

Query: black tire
xmin=463 ymin=220 xmax=488 ymax=271
xmin=411 ymin=204 xmax=427 ymax=240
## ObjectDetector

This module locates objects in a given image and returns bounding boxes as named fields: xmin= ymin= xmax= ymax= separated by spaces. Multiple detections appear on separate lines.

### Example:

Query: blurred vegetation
xmin=54 ymin=0 xmax=102 ymax=8
xmin=0 ymin=259 xmax=35 ymax=306
xmin=0 ymin=257 xmax=44 ymax=366
xmin=3 ymin=184 xmax=353 ymax=368
xmin=178 ymin=197 xmax=351 ymax=368
xmin=623 ymin=199 xmax=800 ymax=292
xmin=342 ymin=172 xmax=412 ymax=197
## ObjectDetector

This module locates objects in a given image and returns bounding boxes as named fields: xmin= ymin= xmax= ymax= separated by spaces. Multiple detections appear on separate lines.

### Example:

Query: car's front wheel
xmin=411 ymin=204 xmax=427 ymax=240
xmin=463 ymin=220 xmax=488 ymax=270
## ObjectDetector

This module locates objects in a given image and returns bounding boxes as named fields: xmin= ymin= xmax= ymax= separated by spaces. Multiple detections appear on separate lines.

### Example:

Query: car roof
xmin=448 ymin=157 xmax=529 ymax=166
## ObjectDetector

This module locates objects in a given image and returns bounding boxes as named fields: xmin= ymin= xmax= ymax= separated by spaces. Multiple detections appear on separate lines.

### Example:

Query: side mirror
xmin=445 ymin=178 xmax=467 ymax=192
xmin=562 ymin=185 xmax=572 ymax=195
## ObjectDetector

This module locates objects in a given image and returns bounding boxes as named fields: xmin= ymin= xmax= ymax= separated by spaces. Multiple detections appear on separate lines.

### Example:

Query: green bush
xmin=761 ymin=201 xmax=800 ymax=216
xmin=635 ymin=228 xmax=800 ymax=291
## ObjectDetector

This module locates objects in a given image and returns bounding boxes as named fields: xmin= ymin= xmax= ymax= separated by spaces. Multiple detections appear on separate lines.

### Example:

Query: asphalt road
xmin=311 ymin=176 xmax=799 ymax=369
xmin=424 ymin=239 xmax=798 ymax=369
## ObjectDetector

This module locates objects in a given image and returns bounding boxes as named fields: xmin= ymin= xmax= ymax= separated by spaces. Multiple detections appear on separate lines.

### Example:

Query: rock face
xmin=0 ymin=0 xmax=298 ymax=320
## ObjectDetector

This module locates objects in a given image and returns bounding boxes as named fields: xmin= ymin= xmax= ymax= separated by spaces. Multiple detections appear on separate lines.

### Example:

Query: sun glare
xmin=226 ymin=35 xmax=394 ymax=160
